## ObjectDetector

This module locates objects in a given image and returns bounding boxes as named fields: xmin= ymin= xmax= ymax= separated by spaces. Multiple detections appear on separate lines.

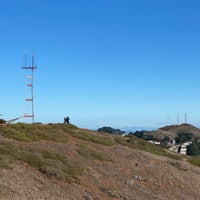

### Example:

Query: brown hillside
xmin=145 ymin=123 xmax=200 ymax=140
xmin=0 ymin=123 xmax=200 ymax=199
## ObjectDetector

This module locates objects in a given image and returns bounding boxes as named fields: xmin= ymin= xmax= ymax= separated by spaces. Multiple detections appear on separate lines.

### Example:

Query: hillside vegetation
xmin=0 ymin=123 xmax=200 ymax=199
xmin=145 ymin=123 xmax=200 ymax=140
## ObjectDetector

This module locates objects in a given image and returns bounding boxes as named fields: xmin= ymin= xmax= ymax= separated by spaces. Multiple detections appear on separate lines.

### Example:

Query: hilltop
xmin=143 ymin=123 xmax=200 ymax=140
xmin=0 ymin=123 xmax=200 ymax=199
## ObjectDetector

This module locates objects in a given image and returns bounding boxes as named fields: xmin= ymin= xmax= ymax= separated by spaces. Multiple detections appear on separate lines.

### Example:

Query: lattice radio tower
xmin=22 ymin=52 xmax=37 ymax=123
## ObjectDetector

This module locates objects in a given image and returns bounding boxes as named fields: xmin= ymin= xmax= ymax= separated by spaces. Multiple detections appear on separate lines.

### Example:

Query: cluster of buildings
xmin=148 ymin=139 xmax=192 ymax=155
xmin=169 ymin=141 xmax=192 ymax=155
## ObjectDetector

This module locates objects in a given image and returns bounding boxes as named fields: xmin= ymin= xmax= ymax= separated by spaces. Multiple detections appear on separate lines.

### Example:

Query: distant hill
xmin=0 ymin=123 xmax=200 ymax=199
xmin=144 ymin=123 xmax=200 ymax=140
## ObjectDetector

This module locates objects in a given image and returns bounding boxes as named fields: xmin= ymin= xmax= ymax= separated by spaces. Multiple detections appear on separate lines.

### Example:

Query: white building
xmin=178 ymin=142 xmax=192 ymax=155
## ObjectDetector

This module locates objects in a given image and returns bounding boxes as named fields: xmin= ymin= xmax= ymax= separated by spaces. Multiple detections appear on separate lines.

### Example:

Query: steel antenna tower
xmin=22 ymin=52 xmax=37 ymax=123
xmin=177 ymin=114 xmax=179 ymax=125
xmin=184 ymin=113 xmax=187 ymax=124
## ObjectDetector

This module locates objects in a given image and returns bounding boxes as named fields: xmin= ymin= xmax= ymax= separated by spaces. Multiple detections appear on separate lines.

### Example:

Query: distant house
xmin=178 ymin=145 xmax=187 ymax=155
xmin=178 ymin=142 xmax=192 ymax=155
xmin=148 ymin=140 xmax=161 ymax=145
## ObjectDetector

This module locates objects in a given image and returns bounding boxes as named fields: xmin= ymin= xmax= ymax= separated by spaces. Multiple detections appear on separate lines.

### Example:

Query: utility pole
xmin=22 ymin=52 xmax=37 ymax=123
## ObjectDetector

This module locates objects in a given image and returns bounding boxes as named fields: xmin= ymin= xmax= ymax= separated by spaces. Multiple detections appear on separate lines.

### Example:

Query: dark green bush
xmin=175 ymin=133 xmax=193 ymax=144
xmin=187 ymin=139 xmax=200 ymax=156
xmin=0 ymin=119 xmax=6 ymax=124
xmin=98 ymin=126 xmax=124 ymax=135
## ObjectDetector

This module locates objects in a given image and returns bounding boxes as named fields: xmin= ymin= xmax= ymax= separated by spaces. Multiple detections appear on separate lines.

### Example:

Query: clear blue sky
xmin=0 ymin=0 xmax=200 ymax=129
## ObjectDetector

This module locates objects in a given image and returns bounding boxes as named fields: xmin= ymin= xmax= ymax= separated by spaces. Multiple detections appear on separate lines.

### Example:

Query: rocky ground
xmin=0 ymin=125 xmax=200 ymax=200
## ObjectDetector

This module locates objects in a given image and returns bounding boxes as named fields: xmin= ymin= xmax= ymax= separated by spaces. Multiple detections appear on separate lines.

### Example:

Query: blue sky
xmin=0 ymin=0 xmax=200 ymax=129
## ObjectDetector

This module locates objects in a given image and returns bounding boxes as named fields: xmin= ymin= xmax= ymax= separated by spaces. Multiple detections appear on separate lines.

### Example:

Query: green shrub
xmin=175 ymin=133 xmax=193 ymax=144
xmin=187 ymin=139 xmax=200 ymax=156
xmin=0 ymin=119 xmax=6 ymax=124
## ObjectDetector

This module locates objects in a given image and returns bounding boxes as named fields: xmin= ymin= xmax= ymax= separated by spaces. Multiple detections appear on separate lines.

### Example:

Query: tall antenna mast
xmin=177 ymin=114 xmax=179 ymax=125
xmin=184 ymin=113 xmax=187 ymax=124
xmin=22 ymin=52 xmax=37 ymax=123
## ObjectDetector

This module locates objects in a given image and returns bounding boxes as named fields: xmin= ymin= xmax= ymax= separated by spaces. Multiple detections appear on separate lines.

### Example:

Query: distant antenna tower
xmin=184 ymin=113 xmax=187 ymax=124
xmin=22 ymin=52 xmax=37 ymax=123
xmin=177 ymin=114 xmax=179 ymax=125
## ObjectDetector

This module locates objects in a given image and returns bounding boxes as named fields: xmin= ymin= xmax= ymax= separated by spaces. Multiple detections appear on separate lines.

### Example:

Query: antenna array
xmin=22 ymin=52 xmax=37 ymax=123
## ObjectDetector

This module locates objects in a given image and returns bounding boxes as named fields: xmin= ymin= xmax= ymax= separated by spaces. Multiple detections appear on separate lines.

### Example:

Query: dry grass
xmin=3 ymin=122 xmax=200 ymax=187
xmin=115 ymin=135 xmax=181 ymax=160
xmin=188 ymin=156 xmax=200 ymax=167
xmin=69 ymin=130 xmax=116 ymax=146
xmin=76 ymin=144 xmax=114 ymax=162
xmin=0 ymin=123 xmax=70 ymax=143
xmin=0 ymin=140 xmax=84 ymax=183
